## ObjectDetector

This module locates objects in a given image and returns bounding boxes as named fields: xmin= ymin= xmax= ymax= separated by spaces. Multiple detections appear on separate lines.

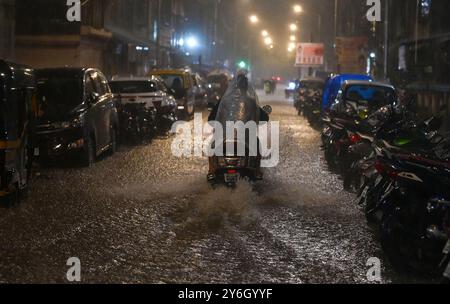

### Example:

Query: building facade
xmin=0 ymin=0 xmax=15 ymax=60
xmin=9 ymin=0 xmax=223 ymax=77
xmin=387 ymin=0 xmax=450 ymax=129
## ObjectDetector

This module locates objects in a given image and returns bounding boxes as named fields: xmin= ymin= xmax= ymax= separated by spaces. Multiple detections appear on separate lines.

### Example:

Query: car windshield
xmin=151 ymin=74 xmax=184 ymax=89
xmin=345 ymin=85 xmax=396 ymax=109
xmin=36 ymin=71 xmax=83 ymax=111
xmin=301 ymin=81 xmax=323 ymax=90
xmin=110 ymin=81 xmax=157 ymax=94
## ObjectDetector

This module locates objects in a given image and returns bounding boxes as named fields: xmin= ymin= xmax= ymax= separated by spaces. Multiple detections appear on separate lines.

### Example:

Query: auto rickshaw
xmin=0 ymin=60 xmax=37 ymax=206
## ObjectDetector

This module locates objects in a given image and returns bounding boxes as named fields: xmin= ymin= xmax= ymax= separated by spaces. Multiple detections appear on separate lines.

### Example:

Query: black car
xmin=35 ymin=68 xmax=119 ymax=166
xmin=0 ymin=60 xmax=37 ymax=205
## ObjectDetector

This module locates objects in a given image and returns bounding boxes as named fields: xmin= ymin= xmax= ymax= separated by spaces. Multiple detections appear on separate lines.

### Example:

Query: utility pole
xmin=334 ymin=0 xmax=339 ymax=72
xmin=384 ymin=0 xmax=389 ymax=81
xmin=414 ymin=0 xmax=419 ymax=64
xmin=212 ymin=0 xmax=220 ymax=66
xmin=156 ymin=0 xmax=162 ymax=67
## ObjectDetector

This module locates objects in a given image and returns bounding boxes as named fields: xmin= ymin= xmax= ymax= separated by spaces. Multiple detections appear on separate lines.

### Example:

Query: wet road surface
xmin=0 ymin=91 xmax=426 ymax=283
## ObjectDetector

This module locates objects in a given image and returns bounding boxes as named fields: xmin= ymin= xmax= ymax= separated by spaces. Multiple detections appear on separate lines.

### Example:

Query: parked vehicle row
xmin=293 ymin=77 xmax=325 ymax=129
xmin=320 ymin=74 xmax=450 ymax=281
xmin=0 ymin=60 xmax=217 ymax=205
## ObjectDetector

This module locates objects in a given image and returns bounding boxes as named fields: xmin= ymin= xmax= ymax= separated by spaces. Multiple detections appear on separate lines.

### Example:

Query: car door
xmin=89 ymin=70 xmax=109 ymax=150
xmin=84 ymin=71 xmax=101 ymax=153
xmin=97 ymin=71 xmax=115 ymax=149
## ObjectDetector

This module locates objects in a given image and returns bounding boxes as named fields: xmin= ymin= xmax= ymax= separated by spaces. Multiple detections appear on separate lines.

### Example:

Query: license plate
xmin=224 ymin=173 xmax=238 ymax=184
xmin=34 ymin=148 xmax=40 ymax=156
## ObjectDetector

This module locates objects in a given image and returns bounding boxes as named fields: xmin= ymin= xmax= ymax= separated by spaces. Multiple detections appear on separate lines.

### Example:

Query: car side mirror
xmin=262 ymin=105 xmax=272 ymax=115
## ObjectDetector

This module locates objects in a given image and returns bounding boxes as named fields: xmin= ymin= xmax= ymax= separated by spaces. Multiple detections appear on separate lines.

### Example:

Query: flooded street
xmin=0 ymin=92 xmax=423 ymax=284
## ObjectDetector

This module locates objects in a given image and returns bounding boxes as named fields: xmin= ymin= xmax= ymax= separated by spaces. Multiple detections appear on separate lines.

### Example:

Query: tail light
xmin=349 ymin=133 xmax=362 ymax=145
xmin=375 ymin=159 xmax=398 ymax=179
xmin=227 ymin=170 xmax=237 ymax=174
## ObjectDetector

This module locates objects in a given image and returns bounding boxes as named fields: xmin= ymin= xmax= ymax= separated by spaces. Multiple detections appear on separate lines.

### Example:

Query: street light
xmin=290 ymin=23 xmax=298 ymax=32
xmin=249 ymin=14 xmax=259 ymax=24
xmin=186 ymin=36 xmax=199 ymax=49
xmin=261 ymin=30 xmax=269 ymax=37
xmin=293 ymin=4 xmax=303 ymax=14
xmin=264 ymin=37 xmax=273 ymax=45
xmin=290 ymin=35 xmax=297 ymax=41
xmin=288 ymin=42 xmax=296 ymax=50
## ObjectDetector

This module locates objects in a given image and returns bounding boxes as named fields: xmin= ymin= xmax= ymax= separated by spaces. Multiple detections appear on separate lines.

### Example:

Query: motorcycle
xmin=211 ymin=105 xmax=272 ymax=187
xmin=120 ymin=103 xmax=157 ymax=144
xmin=303 ymin=91 xmax=323 ymax=128
xmin=378 ymin=138 xmax=450 ymax=274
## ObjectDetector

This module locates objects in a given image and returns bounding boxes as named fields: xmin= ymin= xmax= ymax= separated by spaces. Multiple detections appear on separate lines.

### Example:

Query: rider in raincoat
xmin=207 ymin=71 xmax=269 ymax=181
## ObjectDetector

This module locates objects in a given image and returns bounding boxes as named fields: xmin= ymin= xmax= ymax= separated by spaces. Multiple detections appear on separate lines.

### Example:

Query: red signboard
xmin=295 ymin=43 xmax=324 ymax=67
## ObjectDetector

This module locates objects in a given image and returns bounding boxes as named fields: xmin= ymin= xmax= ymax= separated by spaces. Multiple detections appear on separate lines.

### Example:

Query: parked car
xmin=322 ymin=74 xmax=373 ymax=113
xmin=0 ymin=60 xmax=37 ymax=205
xmin=35 ymin=68 xmax=119 ymax=166
xmin=109 ymin=76 xmax=177 ymax=140
xmin=149 ymin=69 xmax=198 ymax=119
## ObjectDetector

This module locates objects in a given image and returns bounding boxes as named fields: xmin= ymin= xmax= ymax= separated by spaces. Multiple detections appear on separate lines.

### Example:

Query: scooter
xmin=209 ymin=105 xmax=272 ymax=187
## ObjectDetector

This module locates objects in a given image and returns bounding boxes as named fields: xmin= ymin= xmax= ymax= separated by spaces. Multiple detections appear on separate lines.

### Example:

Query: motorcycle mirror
xmin=262 ymin=105 xmax=272 ymax=115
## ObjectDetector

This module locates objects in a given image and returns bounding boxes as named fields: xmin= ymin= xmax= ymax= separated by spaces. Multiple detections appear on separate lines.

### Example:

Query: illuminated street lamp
xmin=293 ymin=4 xmax=303 ymax=14
xmin=264 ymin=37 xmax=273 ymax=45
xmin=249 ymin=14 xmax=259 ymax=24
xmin=186 ymin=36 xmax=199 ymax=49
xmin=290 ymin=23 xmax=298 ymax=32
xmin=261 ymin=30 xmax=269 ymax=37
xmin=288 ymin=42 xmax=296 ymax=50
xmin=290 ymin=35 xmax=297 ymax=41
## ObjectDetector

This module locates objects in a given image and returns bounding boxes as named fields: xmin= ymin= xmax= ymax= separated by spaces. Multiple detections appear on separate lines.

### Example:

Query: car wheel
xmin=82 ymin=134 xmax=96 ymax=167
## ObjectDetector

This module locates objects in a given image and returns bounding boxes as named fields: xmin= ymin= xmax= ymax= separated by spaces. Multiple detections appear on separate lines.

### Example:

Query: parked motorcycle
xmin=378 ymin=137 xmax=450 ymax=274
xmin=120 ymin=102 xmax=157 ymax=144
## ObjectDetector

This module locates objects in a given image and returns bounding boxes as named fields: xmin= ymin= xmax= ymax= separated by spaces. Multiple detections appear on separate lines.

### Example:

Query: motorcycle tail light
xmin=375 ymin=160 xmax=398 ymax=179
xmin=228 ymin=170 xmax=237 ymax=174
xmin=349 ymin=133 xmax=362 ymax=145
